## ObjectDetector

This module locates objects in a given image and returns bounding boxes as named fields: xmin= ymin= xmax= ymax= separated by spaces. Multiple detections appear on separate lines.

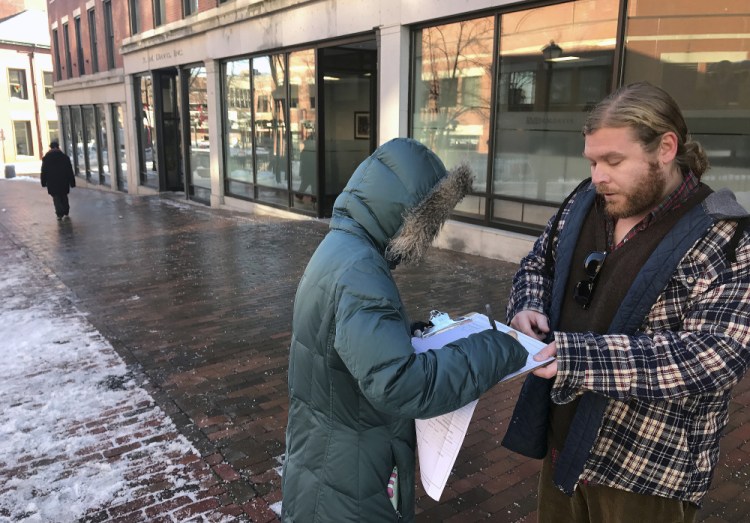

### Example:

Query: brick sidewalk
xmin=1 ymin=179 xmax=750 ymax=521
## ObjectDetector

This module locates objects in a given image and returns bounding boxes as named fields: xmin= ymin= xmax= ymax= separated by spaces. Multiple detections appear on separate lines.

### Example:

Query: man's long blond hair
xmin=582 ymin=81 xmax=709 ymax=179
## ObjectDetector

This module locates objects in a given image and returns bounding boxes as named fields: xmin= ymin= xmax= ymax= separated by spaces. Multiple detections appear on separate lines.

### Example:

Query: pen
xmin=485 ymin=303 xmax=498 ymax=331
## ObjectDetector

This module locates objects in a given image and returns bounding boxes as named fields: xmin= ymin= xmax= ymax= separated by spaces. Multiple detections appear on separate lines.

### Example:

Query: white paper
xmin=411 ymin=312 xmax=549 ymax=500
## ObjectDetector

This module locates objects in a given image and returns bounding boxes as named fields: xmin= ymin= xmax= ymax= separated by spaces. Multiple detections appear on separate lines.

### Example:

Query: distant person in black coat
xmin=40 ymin=140 xmax=76 ymax=220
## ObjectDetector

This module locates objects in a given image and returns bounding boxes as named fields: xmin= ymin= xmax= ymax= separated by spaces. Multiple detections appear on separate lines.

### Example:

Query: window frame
xmin=87 ymin=8 xmax=99 ymax=74
xmin=103 ymin=1 xmax=115 ymax=69
xmin=8 ymin=68 xmax=28 ymax=99
xmin=74 ymin=15 xmax=85 ymax=76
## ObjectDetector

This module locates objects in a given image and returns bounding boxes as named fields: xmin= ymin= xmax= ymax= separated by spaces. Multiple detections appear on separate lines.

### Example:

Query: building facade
xmin=47 ymin=0 xmax=750 ymax=261
xmin=1 ymin=1 xmax=55 ymax=176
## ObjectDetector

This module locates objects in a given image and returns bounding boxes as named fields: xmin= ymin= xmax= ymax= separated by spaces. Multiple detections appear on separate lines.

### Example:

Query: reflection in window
xmin=624 ymin=1 xmax=750 ymax=208
xmin=253 ymin=55 xmax=289 ymax=207
xmin=135 ymin=74 xmax=157 ymax=187
xmin=83 ymin=106 xmax=99 ymax=183
xmin=113 ymin=103 xmax=128 ymax=192
xmin=224 ymin=59 xmax=253 ymax=199
xmin=71 ymin=106 xmax=84 ymax=176
xmin=492 ymin=0 xmax=618 ymax=227
xmin=289 ymin=49 xmax=317 ymax=212
xmin=412 ymin=16 xmax=495 ymax=219
xmin=187 ymin=66 xmax=210 ymax=201
xmin=97 ymin=105 xmax=110 ymax=187
xmin=9 ymin=69 xmax=28 ymax=99
xmin=13 ymin=121 xmax=33 ymax=156
xmin=61 ymin=106 xmax=74 ymax=163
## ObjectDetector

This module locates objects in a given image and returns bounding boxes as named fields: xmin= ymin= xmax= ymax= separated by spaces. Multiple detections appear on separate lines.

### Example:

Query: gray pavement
xmin=1 ymin=178 xmax=750 ymax=522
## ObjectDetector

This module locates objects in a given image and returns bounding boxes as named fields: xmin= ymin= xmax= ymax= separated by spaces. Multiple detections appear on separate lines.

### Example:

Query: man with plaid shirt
xmin=501 ymin=82 xmax=750 ymax=522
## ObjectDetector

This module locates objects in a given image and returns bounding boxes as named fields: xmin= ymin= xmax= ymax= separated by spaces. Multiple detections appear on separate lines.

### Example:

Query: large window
xmin=184 ymin=0 xmax=198 ymax=17
xmin=83 ymin=106 xmax=99 ymax=183
xmin=623 ymin=1 xmax=750 ymax=209
xmin=129 ymin=0 xmax=140 ymax=35
xmin=289 ymin=49 xmax=317 ymax=212
xmin=412 ymin=16 xmax=495 ymax=219
xmin=97 ymin=105 xmax=110 ymax=187
xmin=52 ymin=29 xmax=62 ymax=81
xmin=74 ymin=16 xmax=85 ymax=76
xmin=224 ymin=59 xmax=253 ymax=199
xmin=13 ymin=121 xmax=33 ymax=156
xmin=135 ymin=74 xmax=157 ymax=187
xmin=411 ymin=0 xmax=618 ymax=232
xmin=8 ymin=69 xmax=28 ymax=99
xmin=253 ymin=55 xmax=289 ymax=207
xmin=63 ymin=23 xmax=72 ymax=79
xmin=71 ymin=106 xmax=84 ymax=177
xmin=103 ymin=1 xmax=115 ymax=69
xmin=61 ymin=106 xmax=74 ymax=163
xmin=187 ymin=65 xmax=210 ymax=201
xmin=88 ymin=8 xmax=99 ymax=74
xmin=112 ymin=103 xmax=128 ymax=192
xmin=492 ymin=0 xmax=618 ymax=228
xmin=154 ymin=0 xmax=167 ymax=27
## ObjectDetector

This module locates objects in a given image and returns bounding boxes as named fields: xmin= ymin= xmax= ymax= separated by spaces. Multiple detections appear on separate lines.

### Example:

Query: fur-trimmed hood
xmin=330 ymin=138 xmax=472 ymax=266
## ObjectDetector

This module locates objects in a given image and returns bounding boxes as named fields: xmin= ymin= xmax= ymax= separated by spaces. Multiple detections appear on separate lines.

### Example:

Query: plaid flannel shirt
xmin=506 ymin=186 xmax=750 ymax=504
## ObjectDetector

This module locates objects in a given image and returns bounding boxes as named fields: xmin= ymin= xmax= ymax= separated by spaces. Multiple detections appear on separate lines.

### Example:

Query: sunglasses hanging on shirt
xmin=574 ymin=250 xmax=607 ymax=310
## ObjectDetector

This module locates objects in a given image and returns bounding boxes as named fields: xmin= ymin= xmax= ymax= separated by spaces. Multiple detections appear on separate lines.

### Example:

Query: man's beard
xmin=600 ymin=161 xmax=667 ymax=219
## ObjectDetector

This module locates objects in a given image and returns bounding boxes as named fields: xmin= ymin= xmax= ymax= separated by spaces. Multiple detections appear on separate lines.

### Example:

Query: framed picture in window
xmin=354 ymin=112 xmax=370 ymax=140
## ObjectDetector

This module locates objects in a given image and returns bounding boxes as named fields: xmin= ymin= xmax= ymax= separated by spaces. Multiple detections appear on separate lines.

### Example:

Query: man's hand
xmin=510 ymin=310 xmax=550 ymax=341
xmin=532 ymin=341 xmax=558 ymax=379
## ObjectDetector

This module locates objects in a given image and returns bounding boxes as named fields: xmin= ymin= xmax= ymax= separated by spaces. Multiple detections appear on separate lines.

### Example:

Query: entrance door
xmin=318 ymin=41 xmax=377 ymax=217
xmin=155 ymin=70 xmax=183 ymax=192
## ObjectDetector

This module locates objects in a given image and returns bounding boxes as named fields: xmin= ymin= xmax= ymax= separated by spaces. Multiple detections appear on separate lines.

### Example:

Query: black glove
xmin=410 ymin=321 xmax=433 ymax=336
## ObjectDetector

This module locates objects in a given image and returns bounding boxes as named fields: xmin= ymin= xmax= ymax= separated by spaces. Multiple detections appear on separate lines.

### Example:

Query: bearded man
xmin=501 ymin=82 xmax=750 ymax=523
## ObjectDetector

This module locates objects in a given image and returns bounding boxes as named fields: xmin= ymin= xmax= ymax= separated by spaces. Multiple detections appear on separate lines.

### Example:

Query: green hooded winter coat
xmin=282 ymin=138 xmax=527 ymax=522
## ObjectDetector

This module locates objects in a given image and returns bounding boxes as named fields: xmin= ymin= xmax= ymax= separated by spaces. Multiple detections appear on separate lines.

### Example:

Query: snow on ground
xmin=0 ymin=237 xmax=226 ymax=522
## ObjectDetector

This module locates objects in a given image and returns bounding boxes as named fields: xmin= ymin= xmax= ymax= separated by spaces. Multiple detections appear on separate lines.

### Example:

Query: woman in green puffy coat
xmin=282 ymin=138 xmax=527 ymax=522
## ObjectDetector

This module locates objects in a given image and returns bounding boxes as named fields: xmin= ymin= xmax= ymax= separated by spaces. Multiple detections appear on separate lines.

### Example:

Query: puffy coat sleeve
xmin=333 ymin=258 xmax=528 ymax=419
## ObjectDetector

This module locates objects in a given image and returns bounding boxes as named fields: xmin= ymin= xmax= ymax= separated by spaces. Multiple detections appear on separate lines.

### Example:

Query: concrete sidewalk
xmin=1 ymin=179 xmax=749 ymax=522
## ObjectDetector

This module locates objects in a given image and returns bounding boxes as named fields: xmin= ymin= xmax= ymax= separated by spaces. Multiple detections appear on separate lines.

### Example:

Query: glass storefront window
xmin=253 ymin=55 xmax=289 ymax=207
xmin=83 ymin=105 xmax=100 ymax=184
xmin=187 ymin=65 xmax=211 ymax=202
xmin=112 ymin=103 xmax=128 ymax=192
xmin=224 ymin=59 xmax=253 ymax=199
xmin=412 ymin=16 xmax=495 ymax=219
xmin=624 ymin=1 xmax=750 ymax=208
xmin=71 ymin=106 xmax=84 ymax=177
xmin=97 ymin=105 xmax=110 ymax=187
xmin=493 ymin=0 xmax=618 ymax=228
xmin=289 ymin=49 xmax=317 ymax=213
xmin=136 ymin=74 xmax=158 ymax=188
xmin=61 ymin=106 xmax=73 ymax=164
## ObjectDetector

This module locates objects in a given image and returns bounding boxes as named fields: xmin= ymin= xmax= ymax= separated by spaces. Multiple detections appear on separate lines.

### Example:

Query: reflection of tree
xmin=419 ymin=19 xmax=493 ymax=151
xmin=268 ymin=55 xmax=286 ymax=184
xmin=187 ymin=68 xmax=208 ymax=146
